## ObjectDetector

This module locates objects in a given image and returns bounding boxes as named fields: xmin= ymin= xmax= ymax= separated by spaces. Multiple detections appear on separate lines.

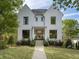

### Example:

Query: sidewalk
xmin=32 ymin=40 xmax=47 ymax=59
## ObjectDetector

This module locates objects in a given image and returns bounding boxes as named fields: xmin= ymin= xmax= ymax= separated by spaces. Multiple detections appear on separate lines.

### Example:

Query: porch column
xmin=30 ymin=28 xmax=32 ymax=40
xmin=45 ymin=27 xmax=48 ymax=41
xmin=18 ymin=28 xmax=22 ymax=41
xmin=32 ymin=27 xmax=35 ymax=40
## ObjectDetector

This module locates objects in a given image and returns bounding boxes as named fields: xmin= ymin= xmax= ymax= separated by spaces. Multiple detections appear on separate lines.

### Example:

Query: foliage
xmin=8 ymin=35 xmax=15 ymax=46
xmin=0 ymin=0 xmax=23 ymax=48
xmin=0 ymin=0 xmax=23 ymax=34
xmin=48 ymin=40 xmax=54 ymax=45
xmin=65 ymin=39 xmax=72 ymax=48
xmin=43 ymin=40 xmax=49 ymax=46
xmin=54 ymin=40 xmax=63 ymax=47
xmin=52 ymin=0 xmax=79 ymax=10
xmin=0 ymin=35 xmax=8 ymax=49
xmin=0 ymin=40 xmax=8 ymax=49
xmin=63 ymin=19 xmax=78 ymax=39
xmin=30 ymin=40 xmax=36 ymax=46
xmin=16 ymin=39 xmax=30 ymax=46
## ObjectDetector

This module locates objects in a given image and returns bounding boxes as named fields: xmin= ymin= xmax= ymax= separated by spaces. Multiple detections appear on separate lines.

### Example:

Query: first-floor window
xmin=49 ymin=30 xmax=57 ymax=38
xmin=22 ymin=30 xmax=30 ymax=38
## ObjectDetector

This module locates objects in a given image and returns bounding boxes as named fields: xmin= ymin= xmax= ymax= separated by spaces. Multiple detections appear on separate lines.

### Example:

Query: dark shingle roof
xmin=31 ymin=9 xmax=47 ymax=15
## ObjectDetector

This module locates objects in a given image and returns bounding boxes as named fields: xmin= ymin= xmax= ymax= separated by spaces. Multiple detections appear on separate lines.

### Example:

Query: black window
xmin=36 ymin=17 xmax=38 ymax=21
xmin=24 ymin=17 xmax=28 ymax=24
xmin=22 ymin=30 xmax=30 ymax=38
xmin=41 ymin=17 xmax=44 ymax=21
xmin=49 ymin=30 xmax=57 ymax=38
xmin=51 ymin=16 xmax=56 ymax=24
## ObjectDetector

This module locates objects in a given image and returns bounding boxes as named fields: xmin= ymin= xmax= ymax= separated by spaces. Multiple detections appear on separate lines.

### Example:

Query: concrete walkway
xmin=32 ymin=40 xmax=47 ymax=59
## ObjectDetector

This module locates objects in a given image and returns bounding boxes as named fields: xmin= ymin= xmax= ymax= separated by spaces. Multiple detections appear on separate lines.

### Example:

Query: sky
xmin=24 ymin=0 xmax=79 ymax=21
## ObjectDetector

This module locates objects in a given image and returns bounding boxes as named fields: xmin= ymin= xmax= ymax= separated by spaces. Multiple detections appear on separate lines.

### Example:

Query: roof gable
xmin=44 ymin=4 xmax=63 ymax=16
xmin=18 ymin=4 xmax=63 ymax=16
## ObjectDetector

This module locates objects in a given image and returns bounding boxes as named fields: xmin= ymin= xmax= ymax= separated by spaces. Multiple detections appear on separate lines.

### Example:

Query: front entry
xmin=34 ymin=28 xmax=44 ymax=40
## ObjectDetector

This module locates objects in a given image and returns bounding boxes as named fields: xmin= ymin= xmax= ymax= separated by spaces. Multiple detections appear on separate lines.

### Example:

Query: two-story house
xmin=18 ymin=4 xmax=63 ymax=41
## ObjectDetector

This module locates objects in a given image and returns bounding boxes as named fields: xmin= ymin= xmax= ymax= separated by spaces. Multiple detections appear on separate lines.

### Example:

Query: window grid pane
xmin=41 ymin=17 xmax=44 ymax=21
xmin=49 ymin=30 xmax=57 ymax=38
xmin=24 ymin=17 xmax=28 ymax=24
xmin=36 ymin=17 xmax=38 ymax=21
xmin=22 ymin=30 xmax=30 ymax=38
xmin=51 ymin=17 xmax=56 ymax=24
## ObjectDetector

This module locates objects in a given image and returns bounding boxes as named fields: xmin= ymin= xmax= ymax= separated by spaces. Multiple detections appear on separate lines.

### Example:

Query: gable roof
xmin=18 ymin=4 xmax=63 ymax=16
xmin=31 ymin=9 xmax=47 ymax=15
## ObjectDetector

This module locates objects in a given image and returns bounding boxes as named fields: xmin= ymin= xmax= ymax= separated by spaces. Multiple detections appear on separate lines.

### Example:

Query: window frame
xmin=51 ymin=16 xmax=56 ymax=24
xmin=22 ymin=30 xmax=30 ymax=39
xmin=41 ymin=17 xmax=44 ymax=21
xmin=23 ymin=16 xmax=29 ymax=25
xmin=49 ymin=30 xmax=57 ymax=39
xmin=36 ymin=17 xmax=38 ymax=21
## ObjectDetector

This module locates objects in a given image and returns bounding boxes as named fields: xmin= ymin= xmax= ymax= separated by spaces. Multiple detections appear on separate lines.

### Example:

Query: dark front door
xmin=35 ymin=28 xmax=44 ymax=40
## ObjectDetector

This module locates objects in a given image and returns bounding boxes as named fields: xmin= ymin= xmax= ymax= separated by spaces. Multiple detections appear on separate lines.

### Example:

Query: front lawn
xmin=45 ymin=47 xmax=79 ymax=59
xmin=0 ymin=46 xmax=34 ymax=59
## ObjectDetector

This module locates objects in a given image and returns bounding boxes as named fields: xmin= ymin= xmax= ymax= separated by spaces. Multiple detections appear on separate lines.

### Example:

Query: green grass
xmin=45 ymin=47 xmax=79 ymax=59
xmin=0 ymin=46 xmax=34 ymax=59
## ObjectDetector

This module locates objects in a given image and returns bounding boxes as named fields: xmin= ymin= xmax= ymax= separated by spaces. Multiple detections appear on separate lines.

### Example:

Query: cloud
xmin=24 ymin=0 xmax=52 ymax=9
xmin=64 ymin=12 xmax=79 ymax=17
xmin=62 ymin=12 xmax=79 ymax=21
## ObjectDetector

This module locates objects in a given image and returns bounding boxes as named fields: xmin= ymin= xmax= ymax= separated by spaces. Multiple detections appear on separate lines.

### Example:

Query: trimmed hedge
xmin=43 ymin=40 xmax=49 ymax=46
xmin=16 ymin=39 xmax=35 ymax=46
xmin=0 ymin=40 xmax=8 ymax=49
xmin=8 ymin=36 xmax=15 ymax=46
xmin=30 ymin=40 xmax=35 ymax=46
xmin=54 ymin=40 xmax=63 ymax=47
xmin=65 ymin=39 xmax=73 ymax=48
xmin=16 ymin=39 xmax=30 ymax=46
xmin=48 ymin=40 xmax=54 ymax=45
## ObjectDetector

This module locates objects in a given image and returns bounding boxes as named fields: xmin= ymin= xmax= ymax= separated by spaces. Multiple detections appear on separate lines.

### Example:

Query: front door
xmin=35 ymin=28 xmax=44 ymax=40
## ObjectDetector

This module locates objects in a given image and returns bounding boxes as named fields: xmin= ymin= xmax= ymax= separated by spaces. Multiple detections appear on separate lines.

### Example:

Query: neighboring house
xmin=18 ymin=4 xmax=63 ymax=41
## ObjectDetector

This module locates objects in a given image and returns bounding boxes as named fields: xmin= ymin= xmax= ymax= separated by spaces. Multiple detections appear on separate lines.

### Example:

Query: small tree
xmin=63 ymin=19 xmax=78 ymax=40
xmin=8 ymin=35 xmax=15 ymax=46
xmin=0 ymin=0 xmax=23 ymax=48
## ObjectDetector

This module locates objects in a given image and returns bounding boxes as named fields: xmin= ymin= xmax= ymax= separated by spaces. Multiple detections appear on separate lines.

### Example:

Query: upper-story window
xmin=41 ymin=17 xmax=44 ymax=21
xmin=24 ymin=17 xmax=28 ymax=25
xmin=51 ymin=16 xmax=56 ymax=24
xmin=36 ymin=17 xmax=38 ymax=21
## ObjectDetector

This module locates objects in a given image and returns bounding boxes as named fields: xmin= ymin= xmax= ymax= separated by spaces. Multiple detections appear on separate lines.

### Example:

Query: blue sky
xmin=24 ymin=0 xmax=79 ymax=21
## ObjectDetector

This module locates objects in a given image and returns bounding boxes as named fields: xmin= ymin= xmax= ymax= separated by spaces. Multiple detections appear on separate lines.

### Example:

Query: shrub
xmin=65 ymin=39 xmax=72 ymax=48
xmin=0 ymin=40 xmax=8 ymax=49
xmin=16 ymin=41 xmax=22 ymax=46
xmin=43 ymin=40 xmax=49 ymax=46
xmin=21 ymin=40 xmax=28 ymax=45
xmin=76 ymin=41 xmax=79 ymax=49
xmin=16 ymin=39 xmax=30 ymax=46
xmin=8 ymin=36 xmax=15 ymax=46
xmin=54 ymin=40 xmax=63 ymax=47
xmin=0 ymin=35 xmax=8 ymax=49
xmin=48 ymin=40 xmax=54 ymax=45
xmin=30 ymin=40 xmax=35 ymax=46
